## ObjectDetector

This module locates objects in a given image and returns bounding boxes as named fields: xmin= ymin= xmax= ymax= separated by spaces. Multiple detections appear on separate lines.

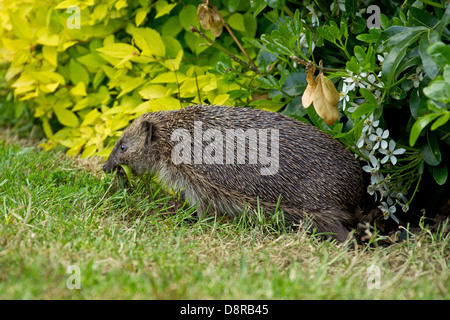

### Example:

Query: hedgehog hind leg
xmin=309 ymin=208 xmax=356 ymax=242
xmin=280 ymin=206 xmax=353 ymax=242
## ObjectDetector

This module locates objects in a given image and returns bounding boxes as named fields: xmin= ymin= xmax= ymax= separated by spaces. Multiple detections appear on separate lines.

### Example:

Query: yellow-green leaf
xmin=130 ymin=26 xmax=165 ymax=57
xmin=70 ymin=82 xmax=87 ymax=96
xmin=30 ymin=71 xmax=66 ymax=85
xmin=150 ymin=72 xmax=186 ymax=84
xmin=42 ymin=117 xmax=53 ymax=138
xmin=41 ymin=82 xmax=60 ymax=93
xmin=81 ymin=108 xmax=100 ymax=126
xmin=138 ymin=84 xmax=169 ymax=99
xmin=117 ymin=76 xmax=145 ymax=98
xmin=54 ymin=103 xmax=79 ymax=127
xmin=96 ymin=43 xmax=138 ymax=59
xmin=42 ymin=46 xmax=58 ymax=66
xmin=54 ymin=0 xmax=80 ymax=9
xmin=120 ymin=164 xmax=133 ymax=184
xmin=212 ymin=94 xmax=230 ymax=105
xmin=69 ymin=59 xmax=90 ymax=85
xmin=135 ymin=8 xmax=149 ymax=27
xmin=90 ymin=3 xmax=108 ymax=21
xmin=9 ymin=10 xmax=32 ymax=39
xmin=36 ymin=29 xmax=59 ymax=46
xmin=155 ymin=1 xmax=177 ymax=19
xmin=81 ymin=144 xmax=97 ymax=159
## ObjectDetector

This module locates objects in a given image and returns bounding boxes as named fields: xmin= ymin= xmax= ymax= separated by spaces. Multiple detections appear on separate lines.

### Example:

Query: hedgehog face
xmin=103 ymin=117 xmax=155 ymax=176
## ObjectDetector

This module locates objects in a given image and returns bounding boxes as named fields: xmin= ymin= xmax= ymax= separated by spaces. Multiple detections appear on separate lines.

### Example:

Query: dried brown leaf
xmin=197 ymin=4 xmax=211 ymax=30
xmin=313 ymin=72 xmax=339 ymax=125
xmin=301 ymin=68 xmax=316 ymax=108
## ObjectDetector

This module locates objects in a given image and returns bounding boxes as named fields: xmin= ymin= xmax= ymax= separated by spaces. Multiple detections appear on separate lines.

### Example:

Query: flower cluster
xmin=340 ymin=72 xmax=380 ymax=111
xmin=340 ymin=73 xmax=409 ymax=223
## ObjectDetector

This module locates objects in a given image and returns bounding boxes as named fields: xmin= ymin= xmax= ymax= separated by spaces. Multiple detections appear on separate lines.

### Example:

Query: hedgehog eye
xmin=120 ymin=145 xmax=127 ymax=151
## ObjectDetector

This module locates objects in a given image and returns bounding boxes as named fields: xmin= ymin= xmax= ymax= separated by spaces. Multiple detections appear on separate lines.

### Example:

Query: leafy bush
xmin=210 ymin=0 xmax=450 ymax=222
xmin=0 ymin=0 xmax=258 ymax=157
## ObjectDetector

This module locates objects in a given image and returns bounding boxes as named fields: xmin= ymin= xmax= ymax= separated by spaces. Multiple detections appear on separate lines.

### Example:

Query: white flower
xmin=373 ymin=89 xmax=382 ymax=100
xmin=340 ymin=92 xmax=350 ymax=111
xmin=362 ymin=113 xmax=379 ymax=135
xmin=330 ymin=0 xmax=345 ymax=12
xmin=342 ymin=77 xmax=356 ymax=93
xmin=391 ymin=190 xmax=409 ymax=213
xmin=378 ymin=176 xmax=391 ymax=197
xmin=391 ymin=190 xmax=408 ymax=203
xmin=379 ymin=140 xmax=406 ymax=165
xmin=402 ymin=204 xmax=409 ymax=213
xmin=346 ymin=102 xmax=358 ymax=113
xmin=367 ymin=184 xmax=377 ymax=201
xmin=306 ymin=5 xmax=320 ymax=26
xmin=356 ymin=73 xmax=367 ymax=89
xmin=407 ymin=66 xmax=425 ymax=88
xmin=369 ymin=128 xmax=389 ymax=150
xmin=377 ymin=54 xmax=387 ymax=64
xmin=357 ymin=134 xmax=366 ymax=149
xmin=358 ymin=134 xmax=377 ymax=158
xmin=362 ymin=155 xmax=380 ymax=176
xmin=379 ymin=201 xmax=399 ymax=223
xmin=372 ymin=172 xmax=386 ymax=187
xmin=367 ymin=74 xmax=376 ymax=84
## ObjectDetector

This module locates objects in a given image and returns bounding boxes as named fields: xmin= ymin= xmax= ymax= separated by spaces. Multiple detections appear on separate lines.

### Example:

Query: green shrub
xmin=212 ymin=0 xmax=450 ymax=222
xmin=0 ymin=0 xmax=258 ymax=157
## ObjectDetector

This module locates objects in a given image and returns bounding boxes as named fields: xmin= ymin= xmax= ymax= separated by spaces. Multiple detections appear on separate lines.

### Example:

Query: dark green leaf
xmin=281 ymin=72 xmax=307 ymax=97
xmin=410 ymin=113 xmax=441 ymax=146
xmin=381 ymin=26 xmax=427 ymax=46
xmin=431 ymin=112 xmax=450 ymax=131
xmin=264 ymin=0 xmax=285 ymax=9
xmin=438 ymin=5 xmax=450 ymax=36
xmin=282 ymin=96 xmax=306 ymax=117
xmin=351 ymin=16 xmax=366 ymax=34
xmin=380 ymin=14 xmax=390 ymax=30
xmin=409 ymin=7 xmax=439 ymax=28
xmin=395 ymin=46 xmax=421 ymax=79
xmin=420 ymin=132 xmax=441 ymax=166
xmin=345 ymin=0 xmax=358 ymax=18
xmin=360 ymin=88 xmax=377 ymax=105
xmin=423 ymin=79 xmax=450 ymax=103
xmin=346 ymin=57 xmax=361 ymax=74
xmin=409 ymin=88 xmax=428 ymax=119
xmin=250 ymin=0 xmax=267 ymax=16
xmin=351 ymin=102 xmax=376 ymax=119
xmin=433 ymin=163 xmax=448 ymax=185
xmin=382 ymin=32 xmax=423 ymax=87
xmin=419 ymin=31 xmax=439 ymax=79
xmin=427 ymin=42 xmax=450 ymax=66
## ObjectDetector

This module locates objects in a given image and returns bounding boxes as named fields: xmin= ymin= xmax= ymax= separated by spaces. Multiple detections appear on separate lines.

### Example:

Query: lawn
xmin=0 ymin=135 xmax=449 ymax=299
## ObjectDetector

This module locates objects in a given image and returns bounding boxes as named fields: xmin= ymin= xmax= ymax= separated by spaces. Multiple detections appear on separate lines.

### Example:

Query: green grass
xmin=0 ymin=137 xmax=449 ymax=299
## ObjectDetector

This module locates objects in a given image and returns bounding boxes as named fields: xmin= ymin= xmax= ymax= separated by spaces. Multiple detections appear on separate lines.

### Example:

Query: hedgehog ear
xmin=141 ymin=120 xmax=154 ymax=146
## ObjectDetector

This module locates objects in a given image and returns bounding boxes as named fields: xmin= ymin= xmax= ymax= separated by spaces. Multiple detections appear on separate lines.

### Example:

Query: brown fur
xmin=103 ymin=105 xmax=364 ymax=242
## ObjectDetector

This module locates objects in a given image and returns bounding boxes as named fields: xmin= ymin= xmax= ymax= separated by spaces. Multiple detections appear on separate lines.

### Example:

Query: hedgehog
xmin=103 ymin=104 xmax=364 ymax=242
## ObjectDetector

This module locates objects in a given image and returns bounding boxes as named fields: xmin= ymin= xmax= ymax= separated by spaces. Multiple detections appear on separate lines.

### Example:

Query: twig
xmin=290 ymin=56 xmax=344 ymax=73
xmin=190 ymin=26 xmax=260 ymax=74
xmin=218 ymin=14 xmax=258 ymax=71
